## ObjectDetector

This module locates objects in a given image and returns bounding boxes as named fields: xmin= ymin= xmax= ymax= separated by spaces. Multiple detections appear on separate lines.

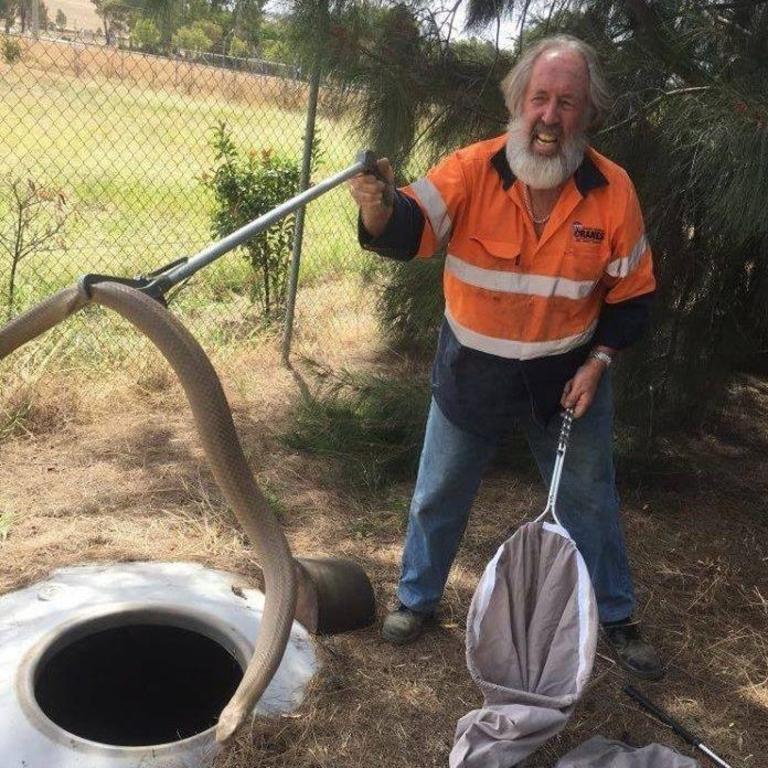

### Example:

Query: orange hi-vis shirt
xmin=401 ymin=134 xmax=656 ymax=360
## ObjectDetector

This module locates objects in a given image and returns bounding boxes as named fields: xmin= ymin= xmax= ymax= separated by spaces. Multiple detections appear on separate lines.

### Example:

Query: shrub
xmin=260 ymin=37 xmax=294 ymax=65
xmin=373 ymin=256 xmax=445 ymax=357
xmin=172 ymin=24 xmax=212 ymax=53
xmin=0 ymin=177 xmax=71 ymax=321
xmin=1 ymin=36 xmax=22 ymax=65
xmin=229 ymin=36 xmax=250 ymax=58
xmin=193 ymin=20 xmax=222 ymax=50
xmin=285 ymin=364 xmax=431 ymax=491
xmin=204 ymin=123 xmax=300 ymax=319
xmin=131 ymin=18 xmax=161 ymax=53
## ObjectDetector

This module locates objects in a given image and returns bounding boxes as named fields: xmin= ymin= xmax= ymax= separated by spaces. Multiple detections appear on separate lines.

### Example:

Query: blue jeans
xmin=398 ymin=374 xmax=636 ymax=624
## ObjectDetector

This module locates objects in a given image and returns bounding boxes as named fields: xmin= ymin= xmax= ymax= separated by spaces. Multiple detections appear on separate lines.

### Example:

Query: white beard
xmin=505 ymin=116 xmax=588 ymax=190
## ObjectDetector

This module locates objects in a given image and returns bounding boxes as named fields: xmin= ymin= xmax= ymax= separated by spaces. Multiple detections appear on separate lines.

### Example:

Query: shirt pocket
xmin=566 ymin=239 xmax=609 ymax=282
xmin=467 ymin=235 xmax=524 ymax=266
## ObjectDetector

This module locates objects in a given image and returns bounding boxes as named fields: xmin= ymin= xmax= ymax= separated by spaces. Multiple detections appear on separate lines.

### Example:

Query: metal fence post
xmin=281 ymin=59 xmax=321 ymax=365
xmin=31 ymin=0 xmax=40 ymax=39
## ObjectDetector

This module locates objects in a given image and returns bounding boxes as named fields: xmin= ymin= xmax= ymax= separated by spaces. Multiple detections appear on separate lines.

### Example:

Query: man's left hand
xmin=561 ymin=358 xmax=606 ymax=419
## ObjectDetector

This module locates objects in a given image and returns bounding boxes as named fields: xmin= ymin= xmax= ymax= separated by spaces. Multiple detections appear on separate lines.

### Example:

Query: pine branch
xmin=622 ymin=0 xmax=711 ymax=87
xmin=702 ymin=5 xmax=754 ymax=38
xmin=599 ymin=86 xmax=713 ymax=136
xmin=442 ymin=0 xmax=464 ymax=50
xmin=707 ymin=1 xmax=768 ymax=8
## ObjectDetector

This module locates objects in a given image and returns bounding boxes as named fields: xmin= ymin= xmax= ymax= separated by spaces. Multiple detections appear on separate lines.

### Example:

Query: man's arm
xmin=563 ymin=176 xmax=656 ymax=418
xmin=357 ymin=191 xmax=425 ymax=261
xmin=349 ymin=158 xmax=425 ymax=261
xmin=348 ymin=157 xmax=395 ymax=237
xmin=561 ymin=348 xmax=615 ymax=418
xmin=562 ymin=293 xmax=655 ymax=418
xmin=593 ymin=292 xmax=655 ymax=350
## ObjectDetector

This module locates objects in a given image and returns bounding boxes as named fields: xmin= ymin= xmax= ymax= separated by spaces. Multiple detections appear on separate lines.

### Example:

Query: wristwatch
xmin=589 ymin=349 xmax=613 ymax=368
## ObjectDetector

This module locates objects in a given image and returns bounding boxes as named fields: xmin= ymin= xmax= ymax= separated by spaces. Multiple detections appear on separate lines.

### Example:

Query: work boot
xmin=602 ymin=619 xmax=664 ymax=680
xmin=381 ymin=605 xmax=432 ymax=645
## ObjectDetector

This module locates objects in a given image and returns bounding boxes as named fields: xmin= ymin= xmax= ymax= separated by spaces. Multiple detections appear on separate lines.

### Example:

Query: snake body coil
xmin=0 ymin=282 xmax=298 ymax=743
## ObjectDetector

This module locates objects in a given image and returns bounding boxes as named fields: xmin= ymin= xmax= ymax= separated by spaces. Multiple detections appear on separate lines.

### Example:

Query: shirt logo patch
xmin=572 ymin=221 xmax=605 ymax=243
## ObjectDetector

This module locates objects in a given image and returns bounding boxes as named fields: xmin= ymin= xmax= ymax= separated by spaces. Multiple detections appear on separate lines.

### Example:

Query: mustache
xmin=531 ymin=121 xmax=562 ymax=138
xmin=505 ymin=115 xmax=587 ymax=189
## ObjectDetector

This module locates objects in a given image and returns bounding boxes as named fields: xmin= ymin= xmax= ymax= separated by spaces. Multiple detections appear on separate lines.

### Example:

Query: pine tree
xmin=287 ymin=0 xmax=768 ymax=432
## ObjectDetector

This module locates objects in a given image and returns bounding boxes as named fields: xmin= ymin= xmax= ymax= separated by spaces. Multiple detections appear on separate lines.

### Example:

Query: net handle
xmin=534 ymin=408 xmax=574 ymax=528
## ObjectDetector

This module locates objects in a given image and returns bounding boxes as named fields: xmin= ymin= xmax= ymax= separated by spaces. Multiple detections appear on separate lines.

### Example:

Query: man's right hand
xmin=348 ymin=157 xmax=395 ymax=239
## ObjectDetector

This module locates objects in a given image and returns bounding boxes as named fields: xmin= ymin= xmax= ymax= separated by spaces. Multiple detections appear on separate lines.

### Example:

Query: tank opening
xmin=34 ymin=623 xmax=243 ymax=746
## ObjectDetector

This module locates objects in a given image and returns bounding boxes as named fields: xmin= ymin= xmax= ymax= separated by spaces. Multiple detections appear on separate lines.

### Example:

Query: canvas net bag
xmin=450 ymin=410 xmax=599 ymax=768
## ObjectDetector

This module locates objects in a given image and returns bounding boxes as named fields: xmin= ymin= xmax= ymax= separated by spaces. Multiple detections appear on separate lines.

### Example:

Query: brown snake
xmin=0 ymin=281 xmax=298 ymax=743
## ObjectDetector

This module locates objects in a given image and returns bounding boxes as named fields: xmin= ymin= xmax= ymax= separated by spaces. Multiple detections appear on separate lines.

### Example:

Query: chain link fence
xmin=1 ymin=31 xmax=390 ymax=411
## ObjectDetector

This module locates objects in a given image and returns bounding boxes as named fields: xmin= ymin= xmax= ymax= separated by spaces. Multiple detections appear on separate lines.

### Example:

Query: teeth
xmin=536 ymin=132 xmax=557 ymax=143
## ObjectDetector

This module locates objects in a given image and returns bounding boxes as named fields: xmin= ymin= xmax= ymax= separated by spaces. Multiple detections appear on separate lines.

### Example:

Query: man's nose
xmin=541 ymin=99 xmax=559 ymax=125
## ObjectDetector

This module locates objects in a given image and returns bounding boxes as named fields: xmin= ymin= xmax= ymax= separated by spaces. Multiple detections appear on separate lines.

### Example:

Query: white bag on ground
xmin=554 ymin=736 xmax=701 ymax=767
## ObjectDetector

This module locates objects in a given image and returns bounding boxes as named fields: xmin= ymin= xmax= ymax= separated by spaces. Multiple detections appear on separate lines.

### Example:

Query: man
xmin=348 ymin=35 xmax=661 ymax=679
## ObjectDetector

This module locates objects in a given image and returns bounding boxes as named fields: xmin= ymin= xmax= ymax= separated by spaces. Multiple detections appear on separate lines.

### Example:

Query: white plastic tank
xmin=0 ymin=561 xmax=317 ymax=768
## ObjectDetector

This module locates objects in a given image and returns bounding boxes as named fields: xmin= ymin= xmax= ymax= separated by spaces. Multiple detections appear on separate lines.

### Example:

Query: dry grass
xmin=47 ymin=0 xmax=103 ymax=31
xmin=5 ymin=37 xmax=314 ymax=109
xmin=0 ymin=323 xmax=766 ymax=766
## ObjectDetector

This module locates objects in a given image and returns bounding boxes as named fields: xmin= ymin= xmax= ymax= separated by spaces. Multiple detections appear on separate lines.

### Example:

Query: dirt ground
xmin=0 ymin=335 xmax=766 ymax=767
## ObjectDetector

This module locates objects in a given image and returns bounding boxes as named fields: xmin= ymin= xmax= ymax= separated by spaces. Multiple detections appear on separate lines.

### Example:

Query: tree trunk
xmin=262 ymin=256 xmax=270 ymax=317
xmin=7 ymin=254 xmax=20 ymax=321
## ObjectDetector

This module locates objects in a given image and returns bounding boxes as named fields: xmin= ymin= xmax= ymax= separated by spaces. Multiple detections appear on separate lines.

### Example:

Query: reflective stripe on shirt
xmin=606 ymin=233 xmax=648 ymax=278
xmin=445 ymin=253 xmax=597 ymax=299
xmin=410 ymin=177 xmax=452 ymax=249
xmin=445 ymin=306 xmax=598 ymax=360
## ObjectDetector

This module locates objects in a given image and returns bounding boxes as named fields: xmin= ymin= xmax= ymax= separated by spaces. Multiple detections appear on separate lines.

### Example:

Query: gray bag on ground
xmin=449 ymin=521 xmax=599 ymax=768
xmin=554 ymin=736 xmax=701 ymax=767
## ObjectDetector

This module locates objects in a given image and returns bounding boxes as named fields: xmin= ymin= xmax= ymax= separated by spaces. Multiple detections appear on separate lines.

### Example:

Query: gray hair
xmin=500 ymin=35 xmax=611 ymax=130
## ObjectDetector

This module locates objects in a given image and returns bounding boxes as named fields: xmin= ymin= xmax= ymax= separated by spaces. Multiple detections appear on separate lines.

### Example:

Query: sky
xmin=264 ymin=1 xmax=521 ymax=49
xmin=450 ymin=3 xmax=519 ymax=47
xmin=47 ymin=0 xmax=523 ymax=49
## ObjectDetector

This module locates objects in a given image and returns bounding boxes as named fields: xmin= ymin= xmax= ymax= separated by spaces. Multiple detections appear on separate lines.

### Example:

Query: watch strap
xmin=589 ymin=349 xmax=613 ymax=368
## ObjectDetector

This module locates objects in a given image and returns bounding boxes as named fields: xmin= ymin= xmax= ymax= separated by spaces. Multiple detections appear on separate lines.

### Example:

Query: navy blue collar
xmin=490 ymin=143 xmax=608 ymax=196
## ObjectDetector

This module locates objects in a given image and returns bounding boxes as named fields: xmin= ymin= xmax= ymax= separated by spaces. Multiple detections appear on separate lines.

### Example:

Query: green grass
xmin=284 ymin=365 xmax=432 ymax=492
xmin=0 ymin=60 xmax=366 ymax=324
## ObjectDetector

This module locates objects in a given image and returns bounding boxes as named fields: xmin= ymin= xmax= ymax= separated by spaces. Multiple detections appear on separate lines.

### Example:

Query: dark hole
xmin=34 ymin=623 xmax=243 ymax=746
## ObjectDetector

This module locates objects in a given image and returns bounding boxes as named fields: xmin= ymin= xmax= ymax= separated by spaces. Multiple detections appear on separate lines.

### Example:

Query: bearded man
xmin=348 ymin=35 xmax=661 ymax=679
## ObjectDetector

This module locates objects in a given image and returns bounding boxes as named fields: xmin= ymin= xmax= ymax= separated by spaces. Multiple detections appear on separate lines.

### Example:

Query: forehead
xmin=526 ymin=49 xmax=588 ymax=97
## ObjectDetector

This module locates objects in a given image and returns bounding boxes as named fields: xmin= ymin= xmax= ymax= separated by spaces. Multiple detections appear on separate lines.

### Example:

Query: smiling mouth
xmin=533 ymin=130 xmax=559 ymax=145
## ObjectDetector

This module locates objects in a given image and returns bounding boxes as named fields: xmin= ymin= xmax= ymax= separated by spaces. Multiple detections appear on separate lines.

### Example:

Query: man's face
xmin=505 ymin=49 xmax=591 ymax=190
xmin=521 ymin=49 xmax=590 ymax=158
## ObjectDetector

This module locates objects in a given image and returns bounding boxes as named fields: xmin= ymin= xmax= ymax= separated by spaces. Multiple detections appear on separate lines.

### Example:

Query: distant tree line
xmin=91 ymin=0 xmax=270 ymax=56
xmin=2 ymin=0 xmax=49 ymax=34
xmin=0 ymin=0 xmax=301 ymax=61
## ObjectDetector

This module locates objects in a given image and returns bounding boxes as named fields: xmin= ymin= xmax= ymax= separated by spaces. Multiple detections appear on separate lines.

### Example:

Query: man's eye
xmin=531 ymin=96 xmax=546 ymax=104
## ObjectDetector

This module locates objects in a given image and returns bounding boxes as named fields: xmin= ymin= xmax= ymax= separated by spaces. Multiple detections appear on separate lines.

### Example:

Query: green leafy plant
xmin=172 ymin=23 xmax=212 ymax=53
xmin=204 ymin=122 xmax=300 ymax=319
xmin=228 ymin=36 xmax=250 ymax=58
xmin=1 ymin=35 xmax=22 ymax=65
xmin=131 ymin=18 xmax=161 ymax=52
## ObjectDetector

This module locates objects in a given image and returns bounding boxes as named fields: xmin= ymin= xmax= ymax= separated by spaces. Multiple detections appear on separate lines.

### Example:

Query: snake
xmin=0 ymin=281 xmax=298 ymax=743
